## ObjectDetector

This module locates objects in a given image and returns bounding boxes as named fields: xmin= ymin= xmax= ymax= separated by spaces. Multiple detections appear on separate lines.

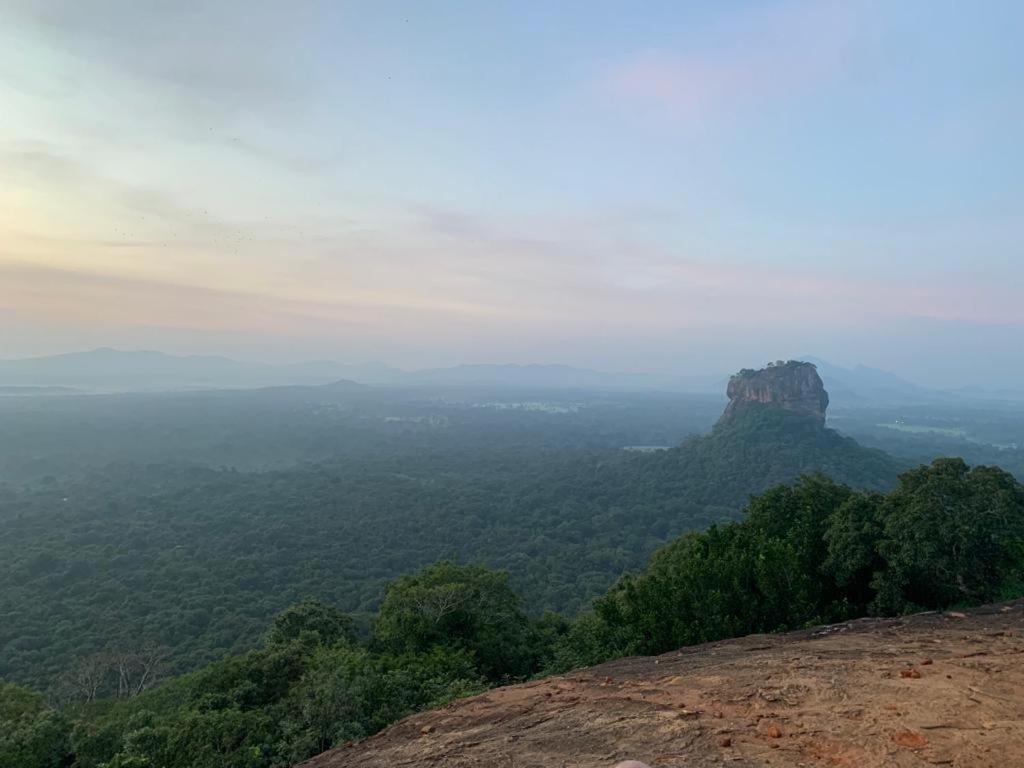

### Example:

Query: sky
xmin=1 ymin=0 xmax=1022 ymax=387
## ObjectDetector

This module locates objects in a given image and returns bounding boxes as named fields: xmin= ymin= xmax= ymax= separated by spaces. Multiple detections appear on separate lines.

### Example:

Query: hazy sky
xmin=2 ymin=1 xmax=1021 ymax=385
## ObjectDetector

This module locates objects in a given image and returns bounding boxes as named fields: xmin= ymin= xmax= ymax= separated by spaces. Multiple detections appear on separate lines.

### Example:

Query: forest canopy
xmin=0 ymin=406 xmax=901 ymax=691
xmin=5 ymin=458 xmax=1023 ymax=768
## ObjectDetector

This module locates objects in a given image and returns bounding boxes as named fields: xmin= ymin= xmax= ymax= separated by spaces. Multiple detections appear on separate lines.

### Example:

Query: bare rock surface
xmin=721 ymin=361 xmax=829 ymax=426
xmin=298 ymin=600 xmax=1024 ymax=768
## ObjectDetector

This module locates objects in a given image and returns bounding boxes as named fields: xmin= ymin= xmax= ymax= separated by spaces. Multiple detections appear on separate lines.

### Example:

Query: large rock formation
xmin=720 ymin=360 xmax=829 ymax=426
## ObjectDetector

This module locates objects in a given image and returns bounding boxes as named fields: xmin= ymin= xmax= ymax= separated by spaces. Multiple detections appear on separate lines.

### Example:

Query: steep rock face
xmin=720 ymin=360 xmax=829 ymax=426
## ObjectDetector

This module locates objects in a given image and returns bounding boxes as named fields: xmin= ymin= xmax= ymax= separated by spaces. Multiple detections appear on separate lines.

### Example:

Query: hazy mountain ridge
xmin=0 ymin=348 xmax=399 ymax=392
xmin=0 ymin=348 xmax=698 ymax=393
xmin=0 ymin=348 xmax=971 ymax=404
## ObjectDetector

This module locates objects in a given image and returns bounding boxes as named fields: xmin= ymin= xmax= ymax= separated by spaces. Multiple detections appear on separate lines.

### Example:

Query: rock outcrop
xmin=298 ymin=600 xmax=1024 ymax=768
xmin=720 ymin=360 xmax=829 ymax=426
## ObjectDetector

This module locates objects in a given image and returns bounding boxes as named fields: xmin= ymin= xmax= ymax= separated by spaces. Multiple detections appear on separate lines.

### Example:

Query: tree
xmin=872 ymin=459 xmax=1024 ymax=612
xmin=743 ymin=474 xmax=858 ymax=614
xmin=56 ymin=652 xmax=110 ymax=704
xmin=266 ymin=600 xmax=355 ymax=649
xmin=0 ymin=680 xmax=71 ymax=768
xmin=823 ymin=491 xmax=885 ymax=612
xmin=277 ymin=645 xmax=482 ymax=761
xmin=112 ymin=644 xmax=170 ymax=698
xmin=592 ymin=523 xmax=818 ymax=658
xmin=375 ymin=562 xmax=532 ymax=680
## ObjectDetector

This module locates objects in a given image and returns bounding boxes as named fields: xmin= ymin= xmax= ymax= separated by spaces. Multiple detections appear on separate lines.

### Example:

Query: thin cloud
xmin=602 ymin=0 xmax=859 ymax=123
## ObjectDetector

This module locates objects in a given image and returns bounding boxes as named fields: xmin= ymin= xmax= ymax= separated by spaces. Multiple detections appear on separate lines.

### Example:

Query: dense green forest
xmin=4 ymin=457 xmax=1023 ymax=768
xmin=0 ymin=385 xmax=724 ymax=482
xmin=0 ymin=406 xmax=899 ymax=690
xmin=4 ymin=380 xmax=1024 ymax=767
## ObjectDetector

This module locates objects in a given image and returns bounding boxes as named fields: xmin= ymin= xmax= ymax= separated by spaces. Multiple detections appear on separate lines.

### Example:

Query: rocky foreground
xmin=300 ymin=600 xmax=1024 ymax=768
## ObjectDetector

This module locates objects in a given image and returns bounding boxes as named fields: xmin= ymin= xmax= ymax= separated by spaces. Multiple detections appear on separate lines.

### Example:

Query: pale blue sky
xmin=1 ymin=1 xmax=1021 ymax=385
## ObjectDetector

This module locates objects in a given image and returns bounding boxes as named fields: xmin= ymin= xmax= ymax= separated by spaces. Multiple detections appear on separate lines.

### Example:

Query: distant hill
xmin=0 ymin=348 xmax=970 ymax=403
xmin=0 ymin=385 xmax=79 ymax=395
xmin=800 ymin=356 xmax=946 ymax=405
xmin=0 ymin=349 xmax=682 ymax=393
xmin=0 ymin=348 xmax=398 ymax=392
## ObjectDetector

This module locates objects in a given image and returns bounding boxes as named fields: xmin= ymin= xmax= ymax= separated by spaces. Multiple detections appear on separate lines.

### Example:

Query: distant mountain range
xmin=799 ymin=356 xmax=948 ymax=406
xmin=0 ymin=348 xmax=393 ymax=393
xmin=0 ymin=347 xmax=1011 ymax=403
xmin=0 ymin=348 xmax=713 ymax=394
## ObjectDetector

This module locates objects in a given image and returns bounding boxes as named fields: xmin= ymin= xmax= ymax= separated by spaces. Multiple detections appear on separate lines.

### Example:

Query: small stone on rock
xmin=893 ymin=730 xmax=927 ymax=749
